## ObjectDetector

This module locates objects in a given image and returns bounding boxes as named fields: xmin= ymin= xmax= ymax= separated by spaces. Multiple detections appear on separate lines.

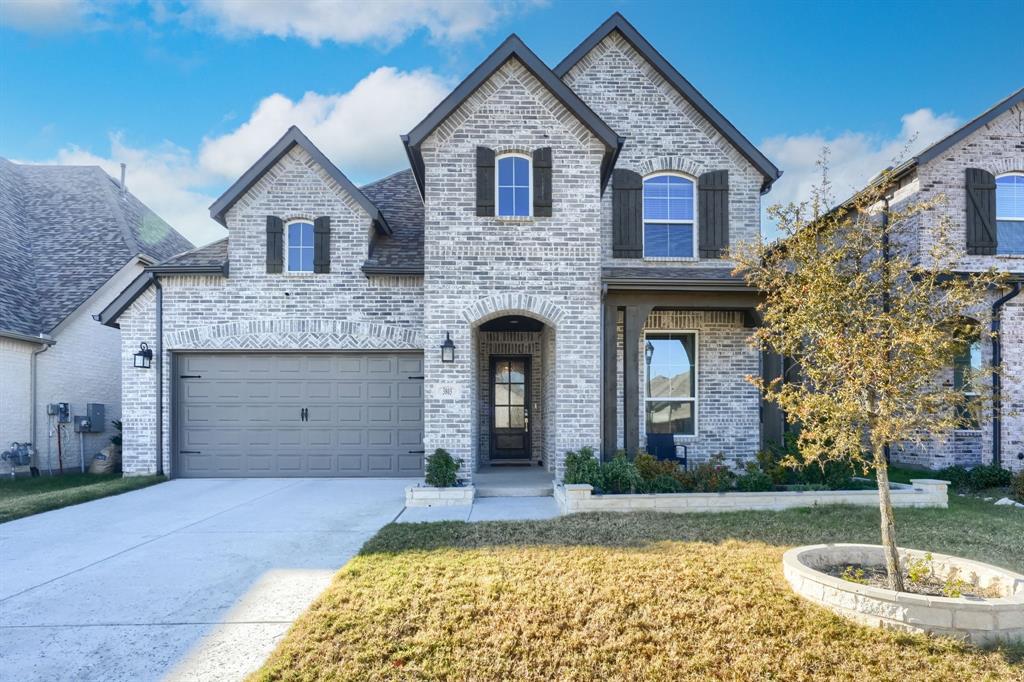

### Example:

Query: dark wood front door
xmin=490 ymin=356 xmax=530 ymax=460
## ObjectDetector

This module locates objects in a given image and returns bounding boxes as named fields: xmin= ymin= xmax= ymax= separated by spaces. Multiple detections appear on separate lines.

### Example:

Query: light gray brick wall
xmin=118 ymin=146 xmax=424 ymax=475
xmin=562 ymin=32 xmax=765 ymax=266
xmin=421 ymin=58 xmax=605 ymax=481
xmin=615 ymin=309 xmax=761 ymax=468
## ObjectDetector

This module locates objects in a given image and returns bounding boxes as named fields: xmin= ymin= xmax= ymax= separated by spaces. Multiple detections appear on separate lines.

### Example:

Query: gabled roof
xmin=0 ymin=157 xmax=193 ymax=339
xmin=209 ymin=126 xmax=392 ymax=234
xmin=554 ymin=12 xmax=782 ymax=193
xmin=914 ymin=87 xmax=1024 ymax=166
xmin=402 ymin=34 xmax=624 ymax=196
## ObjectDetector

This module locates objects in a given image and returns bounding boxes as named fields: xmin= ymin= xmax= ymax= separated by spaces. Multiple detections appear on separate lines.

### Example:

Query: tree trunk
xmin=874 ymin=446 xmax=905 ymax=592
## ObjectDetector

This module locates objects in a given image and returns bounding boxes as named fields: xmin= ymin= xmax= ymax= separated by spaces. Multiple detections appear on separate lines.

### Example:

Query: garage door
xmin=175 ymin=353 xmax=424 ymax=478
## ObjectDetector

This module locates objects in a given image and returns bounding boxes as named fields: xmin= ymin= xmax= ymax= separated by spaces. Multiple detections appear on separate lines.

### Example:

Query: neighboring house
xmin=844 ymin=88 xmax=1024 ymax=474
xmin=97 ymin=12 xmax=783 ymax=482
xmin=0 ymin=158 xmax=193 ymax=473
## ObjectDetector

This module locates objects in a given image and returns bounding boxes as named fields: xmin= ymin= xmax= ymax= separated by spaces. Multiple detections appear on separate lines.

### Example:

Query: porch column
xmin=602 ymin=302 xmax=618 ymax=460
xmin=622 ymin=304 xmax=653 ymax=457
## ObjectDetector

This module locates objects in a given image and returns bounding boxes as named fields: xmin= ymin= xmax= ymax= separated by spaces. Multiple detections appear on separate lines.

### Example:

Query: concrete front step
xmin=476 ymin=484 xmax=554 ymax=498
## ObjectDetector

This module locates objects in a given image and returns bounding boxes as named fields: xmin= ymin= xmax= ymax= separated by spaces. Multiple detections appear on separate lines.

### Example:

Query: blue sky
xmin=1 ymin=0 xmax=1022 ymax=246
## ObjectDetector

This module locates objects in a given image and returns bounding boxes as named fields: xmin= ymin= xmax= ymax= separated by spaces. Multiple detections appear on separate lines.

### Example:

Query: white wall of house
xmin=0 ymin=337 xmax=36 ymax=460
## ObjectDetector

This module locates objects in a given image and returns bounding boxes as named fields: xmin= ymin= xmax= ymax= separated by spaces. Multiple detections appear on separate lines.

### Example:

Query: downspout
xmin=155 ymin=275 xmax=164 ymax=477
xmin=992 ymin=280 xmax=1022 ymax=469
xmin=30 ymin=342 xmax=52 ymax=473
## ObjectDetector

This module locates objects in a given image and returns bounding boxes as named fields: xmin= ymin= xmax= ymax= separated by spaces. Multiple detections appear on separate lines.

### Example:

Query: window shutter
xmin=533 ymin=147 xmax=553 ymax=217
xmin=476 ymin=147 xmax=495 ymax=216
xmin=966 ymin=167 xmax=997 ymax=255
xmin=612 ymin=169 xmax=643 ymax=258
xmin=698 ymin=170 xmax=729 ymax=259
xmin=313 ymin=216 xmax=331 ymax=274
xmin=266 ymin=216 xmax=283 ymax=274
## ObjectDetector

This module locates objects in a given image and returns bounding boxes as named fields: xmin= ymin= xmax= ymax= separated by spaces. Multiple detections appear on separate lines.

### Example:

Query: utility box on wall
xmin=86 ymin=403 xmax=105 ymax=432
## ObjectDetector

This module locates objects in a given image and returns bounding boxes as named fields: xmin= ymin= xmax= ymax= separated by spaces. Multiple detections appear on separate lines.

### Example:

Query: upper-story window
xmin=286 ymin=220 xmax=314 ymax=272
xmin=643 ymin=173 xmax=695 ymax=258
xmin=496 ymin=153 xmax=531 ymax=217
xmin=996 ymin=172 xmax=1024 ymax=255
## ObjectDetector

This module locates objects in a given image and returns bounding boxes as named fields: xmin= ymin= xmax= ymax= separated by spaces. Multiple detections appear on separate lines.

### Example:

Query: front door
xmin=490 ymin=356 xmax=530 ymax=460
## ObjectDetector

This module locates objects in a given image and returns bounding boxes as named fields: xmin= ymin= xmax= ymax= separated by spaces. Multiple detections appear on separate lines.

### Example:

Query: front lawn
xmin=254 ymin=492 xmax=1023 ymax=681
xmin=0 ymin=473 xmax=165 ymax=523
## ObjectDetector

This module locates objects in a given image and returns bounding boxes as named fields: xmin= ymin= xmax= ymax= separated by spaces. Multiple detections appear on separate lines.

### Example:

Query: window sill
xmin=493 ymin=216 xmax=534 ymax=224
xmin=953 ymin=429 xmax=982 ymax=435
xmin=994 ymin=254 xmax=1024 ymax=259
xmin=642 ymin=256 xmax=699 ymax=262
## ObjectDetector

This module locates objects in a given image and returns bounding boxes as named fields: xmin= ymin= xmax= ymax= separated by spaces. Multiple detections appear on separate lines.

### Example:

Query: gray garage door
xmin=175 ymin=353 xmax=424 ymax=478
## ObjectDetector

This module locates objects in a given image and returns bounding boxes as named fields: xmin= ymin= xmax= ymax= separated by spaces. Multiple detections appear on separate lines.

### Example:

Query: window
xmin=996 ymin=172 xmax=1024 ymax=255
xmin=643 ymin=174 xmax=695 ymax=258
xmin=497 ymin=154 xmax=531 ymax=217
xmin=644 ymin=332 xmax=697 ymax=436
xmin=953 ymin=335 xmax=983 ymax=429
xmin=287 ymin=221 xmax=314 ymax=272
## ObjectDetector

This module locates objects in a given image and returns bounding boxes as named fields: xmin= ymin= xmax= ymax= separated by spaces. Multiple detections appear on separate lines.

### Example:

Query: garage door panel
xmin=176 ymin=353 xmax=423 ymax=478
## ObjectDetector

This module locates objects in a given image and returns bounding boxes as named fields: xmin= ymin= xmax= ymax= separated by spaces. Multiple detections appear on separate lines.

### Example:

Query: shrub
xmin=424 ymin=448 xmax=460 ymax=487
xmin=934 ymin=465 xmax=971 ymax=492
xmin=640 ymin=474 xmax=686 ymax=494
xmin=599 ymin=454 xmax=643 ymax=494
xmin=1010 ymin=472 xmax=1024 ymax=503
xmin=564 ymin=447 xmax=601 ymax=487
xmin=635 ymin=453 xmax=686 ymax=483
xmin=757 ymin=434 xmax=859 ymax=489
xmin=680 ymin=454 xmax=735 ymax=493
xmin=967 ymin=464 xmax=1012 ymax=491
xmin=735 ymin=461 xmax=774 ymax=492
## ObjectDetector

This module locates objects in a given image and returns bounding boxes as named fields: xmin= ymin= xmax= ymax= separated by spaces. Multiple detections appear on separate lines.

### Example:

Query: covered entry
xmin=174 ymin=352 xmax=424 ymax=477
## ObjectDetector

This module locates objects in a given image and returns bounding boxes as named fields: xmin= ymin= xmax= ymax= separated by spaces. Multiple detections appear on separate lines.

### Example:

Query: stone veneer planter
xmin=555 ymin=479 xmax=950 ymax=515
xmin=405 ymin=484 xmax=475 ymax=507
xmin=783 ymin=544 xmax=1024 ymax=645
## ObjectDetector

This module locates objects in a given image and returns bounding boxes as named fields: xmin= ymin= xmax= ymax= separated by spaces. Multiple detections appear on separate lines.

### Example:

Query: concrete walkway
xmin=0 ymin=478 xmax=413 ymax=682
xmin=396 ymin=496 xmax=560 ymax=523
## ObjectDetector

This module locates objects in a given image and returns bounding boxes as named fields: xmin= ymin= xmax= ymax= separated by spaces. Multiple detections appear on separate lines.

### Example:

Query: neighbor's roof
xmin=208 ymin=126 xmax=392 ymax=234
xmin=403 ymin=34 xmax=623 ymax=197
xmin=554 ymin=12 xmax=782 ymax=193
xmin=0 ymin=157 xmax=193 ymax=339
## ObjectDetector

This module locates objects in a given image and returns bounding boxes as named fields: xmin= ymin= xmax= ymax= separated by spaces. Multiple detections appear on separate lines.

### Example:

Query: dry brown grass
xmin=253 ymin=497 xmax=1024 ymax=681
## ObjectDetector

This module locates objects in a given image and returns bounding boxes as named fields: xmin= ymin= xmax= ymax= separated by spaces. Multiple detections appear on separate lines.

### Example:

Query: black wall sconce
xmin=133 ymin=342 xmax=153 ymax=369
xmin=441 ymin=332 xmax=455 ymax=363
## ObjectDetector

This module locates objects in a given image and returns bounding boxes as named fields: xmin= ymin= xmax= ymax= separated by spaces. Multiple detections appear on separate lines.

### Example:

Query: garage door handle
xmin=180 ymin=375 xmax=202 ymax=379
xmin=407 ymin=375 xmax=424 ymax=380
xmin=180 ymin=450 xmax=201 ymax=454
xmin=408 ymin=450 xmax=425 ymax=454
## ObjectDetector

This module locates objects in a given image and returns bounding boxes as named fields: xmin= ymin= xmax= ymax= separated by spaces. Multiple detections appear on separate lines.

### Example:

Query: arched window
xmin=996 ymin=172 xmax=1024 ymax=255
xmin=496 ymin=153 xmax=531 ymax=217
xmin=286 ymin=220 xmax=314 ymax=272
xmin=643 ymin=173 xmax=695 ymax=258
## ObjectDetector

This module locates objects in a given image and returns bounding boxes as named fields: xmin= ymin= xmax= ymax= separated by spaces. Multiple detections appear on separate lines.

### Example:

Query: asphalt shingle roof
xmin=602 ymin=266 xmax=747 ymax=283
xmin=155 ymin=238 xmax=228 ymax=269
xmin=0 ymin=158 xmax=193 ymax=337
xmin=361 ymin=169 xmax=424 ymax=274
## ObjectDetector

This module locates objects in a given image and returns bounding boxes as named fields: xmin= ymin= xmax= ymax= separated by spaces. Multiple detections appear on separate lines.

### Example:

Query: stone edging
xmin=555 ymin=479 xmax=950 ymax=514
xmin=782 ymin=544 xmax=1024 ymax=644
xmin=405 ymin=485 xmax=476 ymax=507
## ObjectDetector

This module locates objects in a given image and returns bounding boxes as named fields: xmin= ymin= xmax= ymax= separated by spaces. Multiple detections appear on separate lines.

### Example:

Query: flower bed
xmin=554 ymin=479 xmax=949 ymax=515
xmin=783 ymin=544 xmax=1024 ymax=645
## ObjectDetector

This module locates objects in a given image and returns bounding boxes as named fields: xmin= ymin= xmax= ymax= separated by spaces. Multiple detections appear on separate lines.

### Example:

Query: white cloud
xmin=198 ymin=66 xmax=452 ymax=181
xmin=183 ymin=0 xmax=540 ymax=47
xmin=760 ymin=108 xmax=962 ymax=235
xmin=37 ymin=66 xmax=450 ymax=248
xmin=52 ymin=135 xmax=225 ymax=247
xmin=0 ymin=0 xmax=92 ymax=32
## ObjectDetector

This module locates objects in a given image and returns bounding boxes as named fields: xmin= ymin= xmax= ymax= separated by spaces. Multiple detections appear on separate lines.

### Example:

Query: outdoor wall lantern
xmin=134 ymin=342 xmax=153 ymax=369
xmin=441 ymin=332 xmax=456 ymax=363
xmin=645 ymin=340 xmax=655 ymax=365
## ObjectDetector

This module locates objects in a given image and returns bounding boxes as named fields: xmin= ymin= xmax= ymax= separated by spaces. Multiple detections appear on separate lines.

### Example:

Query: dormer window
xmin=496 ymin=153 xmax=531 ymax=217
xmin=996 ymin=172 xmax=1024 ymax=255
xmin=287 ymin=221 xmax=315 ymax=272
xmin=643 ymin=173 xmax=695 ymax=259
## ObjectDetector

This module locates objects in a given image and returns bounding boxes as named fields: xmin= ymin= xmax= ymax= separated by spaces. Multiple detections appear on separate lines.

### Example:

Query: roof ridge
xmin=157 ymin=236 xmax=229 ymax=265
xmin=915 ymin=87 xmax=1024 ymax=165
xmin=95 ymin=165 xmax=144 ymax=257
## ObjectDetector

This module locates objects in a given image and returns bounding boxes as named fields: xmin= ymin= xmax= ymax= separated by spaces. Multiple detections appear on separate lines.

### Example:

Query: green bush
xmin=680 ymin=454 xmax=735 ymax=493
xmin=599 ymin=454 xmax=643 ymax=494
xmin=757 ymin=434 xmax=859 ymax=490
xmin=735 ymin=461 xmax=774 ymax=492
xmin=937 ymin=464 xmax=1012 ymax=492
xmin=564 ymin=447 xmax=601 ymax=486
xmin=640 ymin=474 xmax=686 ymax=494
xmin=635 ymin=453 xmax=686 ymax=484
xmin=424 ymin=448 xmax=461 ymax=488
xmin=1010 ymin=472 xmax=1024 ymax=504
xmin=934 ymin=465 xmax=971 ymax=492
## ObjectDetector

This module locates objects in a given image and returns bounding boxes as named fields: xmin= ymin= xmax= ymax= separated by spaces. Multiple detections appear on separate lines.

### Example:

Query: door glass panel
xmin=509 ymin=384 xmax=525 ymax=406
xmin=509 ymin=406 xmax=525 ymax=428
xmin=495 ymin=362 xmax=511 ymax=383
xmin=495 ymin=408 xmax=510 ymax=429
xmin=509 ymin=361 xmax=525 ymax=384
xmin=494 ymin=384 xmax=509 ymax=406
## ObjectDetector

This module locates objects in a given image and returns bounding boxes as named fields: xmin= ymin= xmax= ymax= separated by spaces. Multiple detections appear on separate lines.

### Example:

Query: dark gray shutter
xmin=533 ymin=147 xmax=552 ymax=217
xmin=266 ymin=216 xmax=283 ymax=274
xmin=612 ymin=169 xmax=643 ymax=258
xmin=698 ymin=170 xmax=729 ymax=258
xmin=313 ymin=216 xmax=331 ymax=273
xmin=966 ymin=167 xmax=997 ymax=255
xmin=476 ymin=147 xmax=495 ymax=216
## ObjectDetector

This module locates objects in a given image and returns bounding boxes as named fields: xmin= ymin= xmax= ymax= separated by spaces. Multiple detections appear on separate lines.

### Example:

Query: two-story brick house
xmin=97 ymin=13 xmax=787 ymax=482
xmin=854 ymin=88 xmax=1024 ymax=474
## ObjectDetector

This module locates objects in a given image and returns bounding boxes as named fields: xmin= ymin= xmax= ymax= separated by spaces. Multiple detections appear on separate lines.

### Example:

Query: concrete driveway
xmin=0 ymin=478 xmax=413 ymax=681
